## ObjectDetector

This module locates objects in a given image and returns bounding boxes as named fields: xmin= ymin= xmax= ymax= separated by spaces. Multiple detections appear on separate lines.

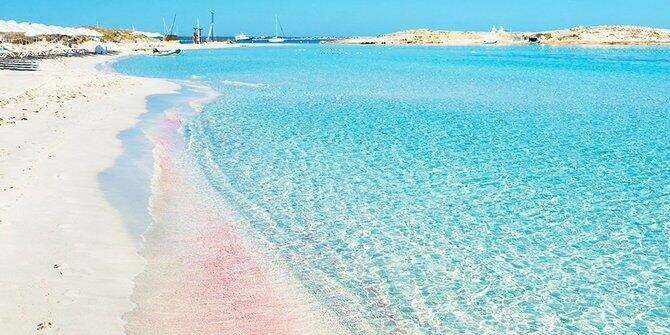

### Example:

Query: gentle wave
xmin=221 ymin=80 xmax=270 ymax=88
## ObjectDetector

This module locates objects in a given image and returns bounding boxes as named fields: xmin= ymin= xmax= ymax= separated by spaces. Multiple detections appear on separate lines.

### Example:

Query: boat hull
xmin=163 ymin=34 xmax=180 ymax=43
xmin=153 ymin=49 xmax=182 ymax=56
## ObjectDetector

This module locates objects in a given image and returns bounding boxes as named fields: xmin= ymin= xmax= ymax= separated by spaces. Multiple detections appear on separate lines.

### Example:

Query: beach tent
xmin=94 ymin=45 xmax=108 ymax=55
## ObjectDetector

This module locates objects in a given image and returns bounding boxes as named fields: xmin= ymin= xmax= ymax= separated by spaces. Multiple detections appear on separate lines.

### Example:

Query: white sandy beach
xmin=0 ymin=42 xmax=342 ymax=335
xmin=0 ymin=54 xmax=177 ymax=334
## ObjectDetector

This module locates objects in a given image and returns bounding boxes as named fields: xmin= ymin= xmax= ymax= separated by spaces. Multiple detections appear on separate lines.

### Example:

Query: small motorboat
xmin=152 ymin=48 xmax=182 ymax=56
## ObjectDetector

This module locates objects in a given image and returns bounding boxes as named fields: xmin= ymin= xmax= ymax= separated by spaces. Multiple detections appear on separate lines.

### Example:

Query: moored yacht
xmin=235 ymin=32 xmax=251 ymax=41
xmin=268 ymin=15 xmax=285 ymax=43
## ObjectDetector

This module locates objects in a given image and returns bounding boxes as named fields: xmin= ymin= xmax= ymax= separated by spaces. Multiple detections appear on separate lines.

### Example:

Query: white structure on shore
xmin=0 ymin=20 xmax=103 ymax=37
xmin=491 ymin=25 xmax=507 ymax=33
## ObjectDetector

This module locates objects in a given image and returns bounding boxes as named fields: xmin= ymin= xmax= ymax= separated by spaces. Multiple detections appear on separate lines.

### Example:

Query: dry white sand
xmin=0 ymin=54 xmax=177 ymax=334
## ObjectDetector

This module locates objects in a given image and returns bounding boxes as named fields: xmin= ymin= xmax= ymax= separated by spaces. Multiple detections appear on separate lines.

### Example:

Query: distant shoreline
xmin=328 ymin=25 xmax=670 ymax=46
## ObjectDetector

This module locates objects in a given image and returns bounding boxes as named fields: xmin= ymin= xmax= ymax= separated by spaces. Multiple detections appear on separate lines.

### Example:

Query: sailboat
xmin=163 ymin=14 xmax=179 ymax=43
xmin=268 ymin=15 xmax=285 ymax=43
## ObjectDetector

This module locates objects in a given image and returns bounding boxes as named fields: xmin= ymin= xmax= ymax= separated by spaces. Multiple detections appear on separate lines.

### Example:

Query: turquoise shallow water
xmin=115 ymin=46 xmax=670 ymax=334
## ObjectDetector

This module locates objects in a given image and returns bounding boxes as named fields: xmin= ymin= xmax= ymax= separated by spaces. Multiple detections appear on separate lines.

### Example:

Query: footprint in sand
xmin=36 ymin=321 xmax=58 ymax=334
xmin=53 ymin=263 xmax=82 ymax=278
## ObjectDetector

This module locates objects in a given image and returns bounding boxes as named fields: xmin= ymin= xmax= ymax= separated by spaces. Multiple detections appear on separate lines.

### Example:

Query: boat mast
xmin=194 ymin=18 xmax=202 ymax=44
xmin=275 ymin=15 xmax=279 ymax=37
xmin=168 ymin=14 xmax=177 ymax=36
xmin=207 ymin=11 xmax=215 ymax=42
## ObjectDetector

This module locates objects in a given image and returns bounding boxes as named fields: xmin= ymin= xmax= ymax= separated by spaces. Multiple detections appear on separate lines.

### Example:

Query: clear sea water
xmin=114 ymin=45 xmax=670 ymax=334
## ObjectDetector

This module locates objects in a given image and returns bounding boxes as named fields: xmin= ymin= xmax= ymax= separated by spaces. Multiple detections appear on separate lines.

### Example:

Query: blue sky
xmin=1 ymin=0 xmax=669 ymax=36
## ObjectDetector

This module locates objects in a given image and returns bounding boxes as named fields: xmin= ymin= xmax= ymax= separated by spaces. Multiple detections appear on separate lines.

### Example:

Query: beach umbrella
xmin=18 ymin=22 xmax=38 ymax=36
xmin=133 ymin=31 xmax=163 ymax=38
xmin=27 ymin=23 xmax=55 ymax=37
xmin=47 ymin=25 xmax=66 ymax=36
xmin=81 ymin=28 xmax=103 ymax=37
xmin=0 ymin=20 xmax=19 ymax=33
xmin=0 ymin=20 xmax=22 ymax=33
xmin=0 ymin=20 xmax=103 ymax=37
xmin=61 ymin=27 xmax=77 ymax=36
